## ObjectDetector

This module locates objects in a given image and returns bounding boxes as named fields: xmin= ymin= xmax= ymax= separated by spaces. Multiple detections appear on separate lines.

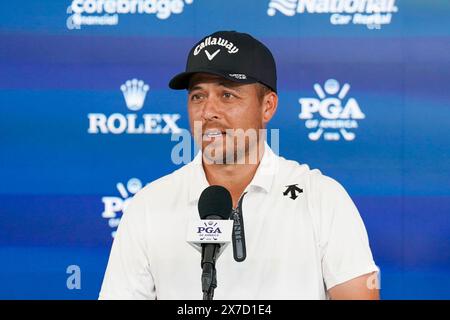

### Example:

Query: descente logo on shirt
xmin=193 ymin=36 xmax=240 ymax=55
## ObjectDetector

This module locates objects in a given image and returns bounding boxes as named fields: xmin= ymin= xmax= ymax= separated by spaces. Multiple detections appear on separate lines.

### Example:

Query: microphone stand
xmin=201 ymin=244 xmax=219 ymax=300
xmin=202 ymin=263 xmax=217 ymax=300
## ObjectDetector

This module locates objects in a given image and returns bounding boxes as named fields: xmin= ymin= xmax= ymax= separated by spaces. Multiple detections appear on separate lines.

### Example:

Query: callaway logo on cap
xmin=169 ymin=31 xmax=277 ymax=93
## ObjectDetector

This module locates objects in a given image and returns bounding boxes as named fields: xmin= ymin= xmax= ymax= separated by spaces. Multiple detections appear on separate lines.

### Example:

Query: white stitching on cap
xmin=193 ymin=36 xmax=239 ymax=55
xmin=228 ymin=74 xmax=247 ymax=80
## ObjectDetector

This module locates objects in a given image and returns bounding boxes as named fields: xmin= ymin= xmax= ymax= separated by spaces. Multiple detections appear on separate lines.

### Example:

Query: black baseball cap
xmin=169 ymin=31 xmax=277 ymax=93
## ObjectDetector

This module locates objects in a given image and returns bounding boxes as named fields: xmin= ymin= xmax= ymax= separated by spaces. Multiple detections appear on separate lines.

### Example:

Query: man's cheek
xmin=189 ymin=118 xmax=203 ymax=147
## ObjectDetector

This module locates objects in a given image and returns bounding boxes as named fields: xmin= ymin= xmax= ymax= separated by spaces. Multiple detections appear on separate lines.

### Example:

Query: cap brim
xmin=168 ymin=68 xmax=257 ymax=90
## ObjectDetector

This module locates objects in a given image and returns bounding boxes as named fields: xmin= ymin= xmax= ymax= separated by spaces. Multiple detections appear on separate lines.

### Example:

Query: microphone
xmin=197 ymin=185 xmax=232 ymax=300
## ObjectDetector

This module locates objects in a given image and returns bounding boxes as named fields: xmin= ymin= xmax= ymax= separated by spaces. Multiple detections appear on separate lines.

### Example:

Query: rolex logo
xmin=87 ymin=77 xmax=182 ymax=135
xmin=120 ymin=78 xmax=150 ymax=111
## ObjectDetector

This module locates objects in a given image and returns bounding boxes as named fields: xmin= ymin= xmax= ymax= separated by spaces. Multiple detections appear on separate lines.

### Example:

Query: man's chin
xmin=202 ymin=143 xmax=226 ymax=164
xmin=202 ymin=141 xmax=238 ymax=163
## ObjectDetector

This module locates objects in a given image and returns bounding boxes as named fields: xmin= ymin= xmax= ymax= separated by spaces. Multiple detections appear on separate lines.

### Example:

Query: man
xmin=99 ymin=31 xmax=379 ymax=300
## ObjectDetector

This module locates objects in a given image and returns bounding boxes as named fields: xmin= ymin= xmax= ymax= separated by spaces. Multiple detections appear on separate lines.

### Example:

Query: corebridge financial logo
xmin=66 ymin=0 xmax=194 ymax=30
xmin=87 ymin=78 xmax=182 ymax=135
xmin=267 ymin=0 xmax=398 ymax=30
xmin=299 ymin=79 xmax=365 ymax=141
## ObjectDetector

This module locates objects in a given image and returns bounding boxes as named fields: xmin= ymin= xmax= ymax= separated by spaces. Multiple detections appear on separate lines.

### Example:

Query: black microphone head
xmin=198 ymin=185 xmax=232 ymax=220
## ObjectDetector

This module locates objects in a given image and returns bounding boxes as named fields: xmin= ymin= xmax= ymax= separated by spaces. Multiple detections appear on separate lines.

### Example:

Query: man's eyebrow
xmin=188 ymin=82 xmax=242 ymax=93
xmin=188 ymin=85 xmax=203 ymax=93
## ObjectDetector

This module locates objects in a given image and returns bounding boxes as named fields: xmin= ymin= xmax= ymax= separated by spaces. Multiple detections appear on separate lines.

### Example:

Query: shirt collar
xmin=187 ymin=141 xmax=279 ymax=204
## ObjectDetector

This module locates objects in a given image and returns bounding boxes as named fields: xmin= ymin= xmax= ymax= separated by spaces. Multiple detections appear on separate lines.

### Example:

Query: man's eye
xmin=223 ymin=92 xmax=234 ymax=99
xmin=190 ymin=94 xmax=202 ymax=101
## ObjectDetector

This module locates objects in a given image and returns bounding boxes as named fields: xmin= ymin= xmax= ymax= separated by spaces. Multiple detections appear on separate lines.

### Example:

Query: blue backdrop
xmin=1 ymin=0 xmax=449 ymax=299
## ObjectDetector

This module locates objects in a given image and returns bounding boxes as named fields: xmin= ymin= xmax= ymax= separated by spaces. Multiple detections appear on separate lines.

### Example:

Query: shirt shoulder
xmin=276 ymin=154 xmax=345 ymax=193
xmin=275 ymin=154 xmax=331 ymax=188
xmin=274 ymin=154 xmax=355 ymax=239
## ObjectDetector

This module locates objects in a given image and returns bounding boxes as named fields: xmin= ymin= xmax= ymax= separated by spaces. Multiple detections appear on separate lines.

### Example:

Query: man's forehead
xmin=188 ymin=73 xmax=246 ymax=90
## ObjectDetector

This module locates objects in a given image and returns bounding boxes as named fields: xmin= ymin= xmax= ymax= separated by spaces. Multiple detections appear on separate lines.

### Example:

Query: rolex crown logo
xmin=120 ymin=78 xmax=150 ymax=111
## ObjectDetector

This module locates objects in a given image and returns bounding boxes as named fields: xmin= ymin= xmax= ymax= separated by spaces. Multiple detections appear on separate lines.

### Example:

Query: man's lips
xmin=202 ymin=129 xmax=227 ymax=139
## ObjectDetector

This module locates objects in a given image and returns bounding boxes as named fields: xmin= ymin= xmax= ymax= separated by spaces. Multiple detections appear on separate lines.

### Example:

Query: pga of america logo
xmin=87 ymin=78 xmax=181 ymax=135
xmin=102 ymin=178 xmax=144 ymax=238
xmin=66 ymin=0 xmax=194 ymax=30
xmin=267 ymin=0 xmax=398 ymax=30
xmin=299 ymin=79 xmax=365 ymax=141
xmin=198 ymin=221 xmax=222 ymax=241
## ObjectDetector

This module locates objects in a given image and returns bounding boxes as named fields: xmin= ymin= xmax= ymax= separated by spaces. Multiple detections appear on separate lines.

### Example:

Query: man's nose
xmin=201 ymin=96 xmax=220 ymax=121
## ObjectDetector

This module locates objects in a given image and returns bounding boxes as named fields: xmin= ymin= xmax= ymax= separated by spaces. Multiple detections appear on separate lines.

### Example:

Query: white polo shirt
xmin=99 ymin=143 xmax=378 ymax=300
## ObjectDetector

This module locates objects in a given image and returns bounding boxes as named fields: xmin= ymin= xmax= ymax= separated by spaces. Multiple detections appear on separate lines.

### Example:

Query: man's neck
xmin=202 ymin=143 xmax=265 ymax=208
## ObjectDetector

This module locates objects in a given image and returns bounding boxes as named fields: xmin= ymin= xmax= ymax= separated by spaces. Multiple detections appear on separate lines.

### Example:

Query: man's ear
xmin=262 ymin=91 xmax=278 ymax=125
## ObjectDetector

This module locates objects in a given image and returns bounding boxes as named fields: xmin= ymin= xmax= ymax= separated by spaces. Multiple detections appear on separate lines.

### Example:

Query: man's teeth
xmin=204 ymin=130 xmax=223 ymax=138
